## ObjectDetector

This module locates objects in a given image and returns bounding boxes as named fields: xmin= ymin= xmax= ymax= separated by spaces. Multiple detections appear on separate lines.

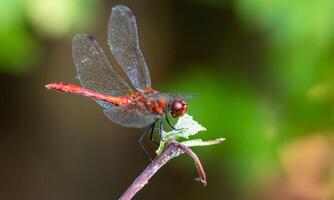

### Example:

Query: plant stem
xmin=119 ymin=139 xmax=206 ymax=200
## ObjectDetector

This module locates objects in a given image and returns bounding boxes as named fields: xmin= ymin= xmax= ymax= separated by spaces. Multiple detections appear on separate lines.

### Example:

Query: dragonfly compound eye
xmin=171 ymin=100 xmax=188 ymax=117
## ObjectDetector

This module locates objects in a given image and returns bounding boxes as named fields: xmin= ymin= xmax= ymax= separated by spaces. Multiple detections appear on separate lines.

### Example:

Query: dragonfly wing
xmin=108 ymin=5 xmax=151 ymax=91
xmin=73 ymin=33 xmax=133 ymax=96
xmin=98 ymin=101 xmax=158 ymax=128
xmin=160 ymin=93 xmax=199 ymax=101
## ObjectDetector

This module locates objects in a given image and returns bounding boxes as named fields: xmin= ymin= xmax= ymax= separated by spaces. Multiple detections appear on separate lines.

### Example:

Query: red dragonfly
xmin=46 ymin=5 xmax=193 ymax=140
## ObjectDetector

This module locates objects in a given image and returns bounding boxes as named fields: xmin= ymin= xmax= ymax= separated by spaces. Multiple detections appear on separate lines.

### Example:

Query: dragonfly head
xmin=170 ymin=99 xmax=188 ymax=118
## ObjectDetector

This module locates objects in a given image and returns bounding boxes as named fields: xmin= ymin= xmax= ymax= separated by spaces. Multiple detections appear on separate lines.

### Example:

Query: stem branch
xmin=119 ymin=139 xmax=206 ymax=200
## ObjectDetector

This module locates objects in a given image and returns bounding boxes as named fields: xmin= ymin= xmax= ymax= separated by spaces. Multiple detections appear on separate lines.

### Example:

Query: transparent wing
xmin=98 ymin=101 xmax=158 ymax=128
xmin=160 ymin=93 xmax=199 ymax=101
xmin=108 ymin=5 xmax=151 ymax=91
xmin=73 ymin=33 xmax=133 ymax=96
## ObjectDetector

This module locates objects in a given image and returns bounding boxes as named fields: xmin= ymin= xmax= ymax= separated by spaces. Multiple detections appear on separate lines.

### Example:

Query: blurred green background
xmin=1 ymin=0 xmax=334 ymax=199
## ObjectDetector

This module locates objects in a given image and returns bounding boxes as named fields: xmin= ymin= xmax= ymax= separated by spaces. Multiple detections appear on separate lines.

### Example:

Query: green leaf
xmin=162 ymin=114 xmax=206 ymax=141
xmin=156 ymin=114 xmax=223 ymax=155
xmin=181 ymin=138 xmax=225 ymax=147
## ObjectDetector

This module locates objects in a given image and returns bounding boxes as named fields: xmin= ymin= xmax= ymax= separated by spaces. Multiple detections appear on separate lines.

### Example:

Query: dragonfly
xmin=46 ymin=5 xmax=194 ymax=147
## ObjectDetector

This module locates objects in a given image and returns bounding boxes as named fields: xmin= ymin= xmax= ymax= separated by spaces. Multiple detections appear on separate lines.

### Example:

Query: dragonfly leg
xmin=139 ymin=127 xmax=153 ymax=161
xmin=159 ymin=120 xmax=164 ymax=141
xmin=149 ymin=122 xmax=155 ymax=141
xmin=166 ymin=115 xmax=186 ymax=132
xmin=149 ymin=120 xmax=159 ymax=145
xmin=165 ymin=115 xmax=176 ymax=129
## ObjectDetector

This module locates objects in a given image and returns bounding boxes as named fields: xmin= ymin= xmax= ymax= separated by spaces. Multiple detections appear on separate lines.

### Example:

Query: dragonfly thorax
xmin=143 ymin=93 xmax=168 ymax=115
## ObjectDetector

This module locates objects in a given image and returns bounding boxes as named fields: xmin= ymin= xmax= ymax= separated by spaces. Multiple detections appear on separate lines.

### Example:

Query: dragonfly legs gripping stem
xmin=139 ymin=120 xmax=159 ymax=161
xmin=166 ymin=115 xmax=186 ymax=132
xmin=149 ymin=120 xmax=159 ymax=145
xmin=166 ymin=115 xmax=176 ymax=129
xmin=139 ymin=118 xmax=174 ymax=161
xmin=139 ymin=125 xmax=154 ymax=161
xmin=159 ymin=121 xmax=163 ymax=141
xmin=149 ymin=120 xmax=164 ymax=143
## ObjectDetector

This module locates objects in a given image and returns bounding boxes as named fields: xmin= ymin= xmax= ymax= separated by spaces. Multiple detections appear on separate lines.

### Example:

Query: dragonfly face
xmin=170 ymin=99 xmax=188 ymax=118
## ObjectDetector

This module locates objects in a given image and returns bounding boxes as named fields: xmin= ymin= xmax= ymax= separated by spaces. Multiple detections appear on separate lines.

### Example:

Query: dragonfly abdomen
xmin=45 ymin=82 xmax=131 ymax=106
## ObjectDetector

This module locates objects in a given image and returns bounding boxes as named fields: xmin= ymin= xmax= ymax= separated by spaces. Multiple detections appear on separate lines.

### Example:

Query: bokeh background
xmin=1 ymin=0 xmax=334 ymax=199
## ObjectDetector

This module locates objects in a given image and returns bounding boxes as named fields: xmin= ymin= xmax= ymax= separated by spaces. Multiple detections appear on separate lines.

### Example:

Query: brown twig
xmin=119 ymin=139 xmax=206 ymax=200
